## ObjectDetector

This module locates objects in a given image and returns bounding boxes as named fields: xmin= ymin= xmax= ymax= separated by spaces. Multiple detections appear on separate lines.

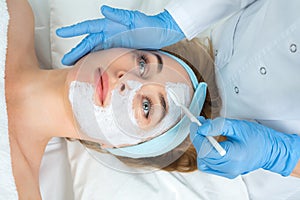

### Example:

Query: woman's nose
xmin=111 ymin=70 xmax=127 ymax=94
xmin=119 ymin=83 xmax=126 ymax=93
xmin=109 ymin=70 xmax=126 ymax=89
xmin=116 ymin=70 xmax=126 ymax=79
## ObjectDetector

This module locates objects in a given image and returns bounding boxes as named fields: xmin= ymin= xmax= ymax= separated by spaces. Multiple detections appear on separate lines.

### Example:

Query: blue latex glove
xmin=190 ymin=117 xmax=300 ymax=179
xmin=56 ymin=5 xmax=184 ymax=66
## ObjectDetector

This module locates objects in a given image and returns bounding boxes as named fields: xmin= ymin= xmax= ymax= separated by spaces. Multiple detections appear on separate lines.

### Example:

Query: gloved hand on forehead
xmin=56 ymin=5 xmax=184 ymax=66
xmin=190 ymin=117 xmax=300 ymax=179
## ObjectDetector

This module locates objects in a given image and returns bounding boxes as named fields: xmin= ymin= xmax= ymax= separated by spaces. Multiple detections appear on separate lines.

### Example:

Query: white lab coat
xmin=166 ymin=0 xmax=300 ymax=199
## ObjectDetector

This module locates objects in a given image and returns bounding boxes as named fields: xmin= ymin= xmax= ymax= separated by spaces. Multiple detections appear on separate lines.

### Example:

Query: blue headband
xmin=106 ymin=51 xmax=207 ymax=158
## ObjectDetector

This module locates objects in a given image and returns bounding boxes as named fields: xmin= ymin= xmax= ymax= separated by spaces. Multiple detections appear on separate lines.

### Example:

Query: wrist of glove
xmin=263 ymin=131 xmax=300 ymax=176
xmin=153 ymin=10 xmax=183 ymax=35
xmin=190 ymin=117 xmax=300 ymax=179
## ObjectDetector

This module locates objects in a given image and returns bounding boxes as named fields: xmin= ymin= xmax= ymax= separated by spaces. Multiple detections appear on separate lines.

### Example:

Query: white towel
xmin=0 ymin=0 xmax=18 ymax=199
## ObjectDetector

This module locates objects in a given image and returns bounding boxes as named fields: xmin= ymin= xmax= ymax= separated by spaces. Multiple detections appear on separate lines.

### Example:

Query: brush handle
xmin=189 ymin=112 xmax=226 ymax=156
xmin=206 ymin=136 xmax=226 ymax=156
xmin=178 ymin=103 xmax=226 ymax=156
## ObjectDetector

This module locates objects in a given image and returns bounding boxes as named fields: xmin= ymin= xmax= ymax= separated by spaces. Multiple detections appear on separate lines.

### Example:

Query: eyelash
xmin=137 ymin=53 xmax=149 ymax=77
xmin=142 ymin=96 xmax=153 ymax=119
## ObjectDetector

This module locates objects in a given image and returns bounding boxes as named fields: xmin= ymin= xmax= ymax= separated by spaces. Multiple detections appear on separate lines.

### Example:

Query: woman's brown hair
xmin=78 ymin=38 xmax=222 ymax=172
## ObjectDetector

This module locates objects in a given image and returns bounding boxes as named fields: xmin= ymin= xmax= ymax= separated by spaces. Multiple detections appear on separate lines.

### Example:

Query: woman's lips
xmin=96 ymin=68 xmax=109 ymax=106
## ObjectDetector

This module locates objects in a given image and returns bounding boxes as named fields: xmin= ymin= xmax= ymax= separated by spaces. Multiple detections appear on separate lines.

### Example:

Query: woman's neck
xmin=25 ymin=68 xmax=77 ymax=136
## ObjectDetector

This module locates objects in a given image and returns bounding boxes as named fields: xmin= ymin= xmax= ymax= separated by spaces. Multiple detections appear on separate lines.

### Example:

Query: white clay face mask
xmin=69 ymin=81 xmax=191 ymax=148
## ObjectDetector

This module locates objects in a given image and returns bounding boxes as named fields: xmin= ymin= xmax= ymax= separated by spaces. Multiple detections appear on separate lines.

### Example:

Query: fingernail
xmin=197 ymin=116 xmax=206 ymax=123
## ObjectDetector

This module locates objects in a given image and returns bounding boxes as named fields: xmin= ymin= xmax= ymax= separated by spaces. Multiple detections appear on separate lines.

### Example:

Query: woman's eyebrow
xmin=157 ymin=92 xmax=167 ymax=123
xmin=151 ymin=52 xmax=163 ymax=73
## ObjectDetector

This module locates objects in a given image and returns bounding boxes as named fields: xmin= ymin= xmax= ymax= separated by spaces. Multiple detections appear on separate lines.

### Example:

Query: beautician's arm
xmin=57 ymin=0 xmax=259 ymax=65
xmin=165 ymin=0 xmax=258 ymax=39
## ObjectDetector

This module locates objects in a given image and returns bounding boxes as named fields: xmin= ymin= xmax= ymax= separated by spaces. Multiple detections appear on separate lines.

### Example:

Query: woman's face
xmin=69 ymin=48 xmax=194 ymax=148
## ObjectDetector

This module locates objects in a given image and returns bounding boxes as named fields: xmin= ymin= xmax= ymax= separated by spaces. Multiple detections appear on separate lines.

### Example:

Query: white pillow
xmin=28 ymin=0 xmax=52 ymax=69
xmin=67 ymin=141 xmax=249 ymax=200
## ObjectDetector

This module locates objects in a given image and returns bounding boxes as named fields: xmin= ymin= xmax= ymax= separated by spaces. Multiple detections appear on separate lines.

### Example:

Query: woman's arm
xmin=6 ymin=0 xmax=38 ymax=71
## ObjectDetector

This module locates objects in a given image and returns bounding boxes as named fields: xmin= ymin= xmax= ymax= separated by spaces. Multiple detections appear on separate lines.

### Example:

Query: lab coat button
xmin=215 ymin=49 xmax=218 ymax=57
xmin=290 ymin=44 xmax=297 ymax=53
xmin=234 ymin=86 xmax=239 ymax=94
xmin=259 ymin=67 xmax=267 ymax=75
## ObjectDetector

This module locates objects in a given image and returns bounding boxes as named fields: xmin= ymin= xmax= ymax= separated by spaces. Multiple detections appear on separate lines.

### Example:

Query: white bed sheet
xmin=29 ymin=0 xmax=250 ymax=199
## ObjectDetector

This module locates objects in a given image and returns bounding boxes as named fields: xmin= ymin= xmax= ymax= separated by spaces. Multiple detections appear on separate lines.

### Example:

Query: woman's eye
xmin=142 ymin=98 xmax=152 ymax=118
xmin=137 ymin=54 xmax=149 ymax=77
xmin=139 ymin=60 xmax=146 ymax=76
